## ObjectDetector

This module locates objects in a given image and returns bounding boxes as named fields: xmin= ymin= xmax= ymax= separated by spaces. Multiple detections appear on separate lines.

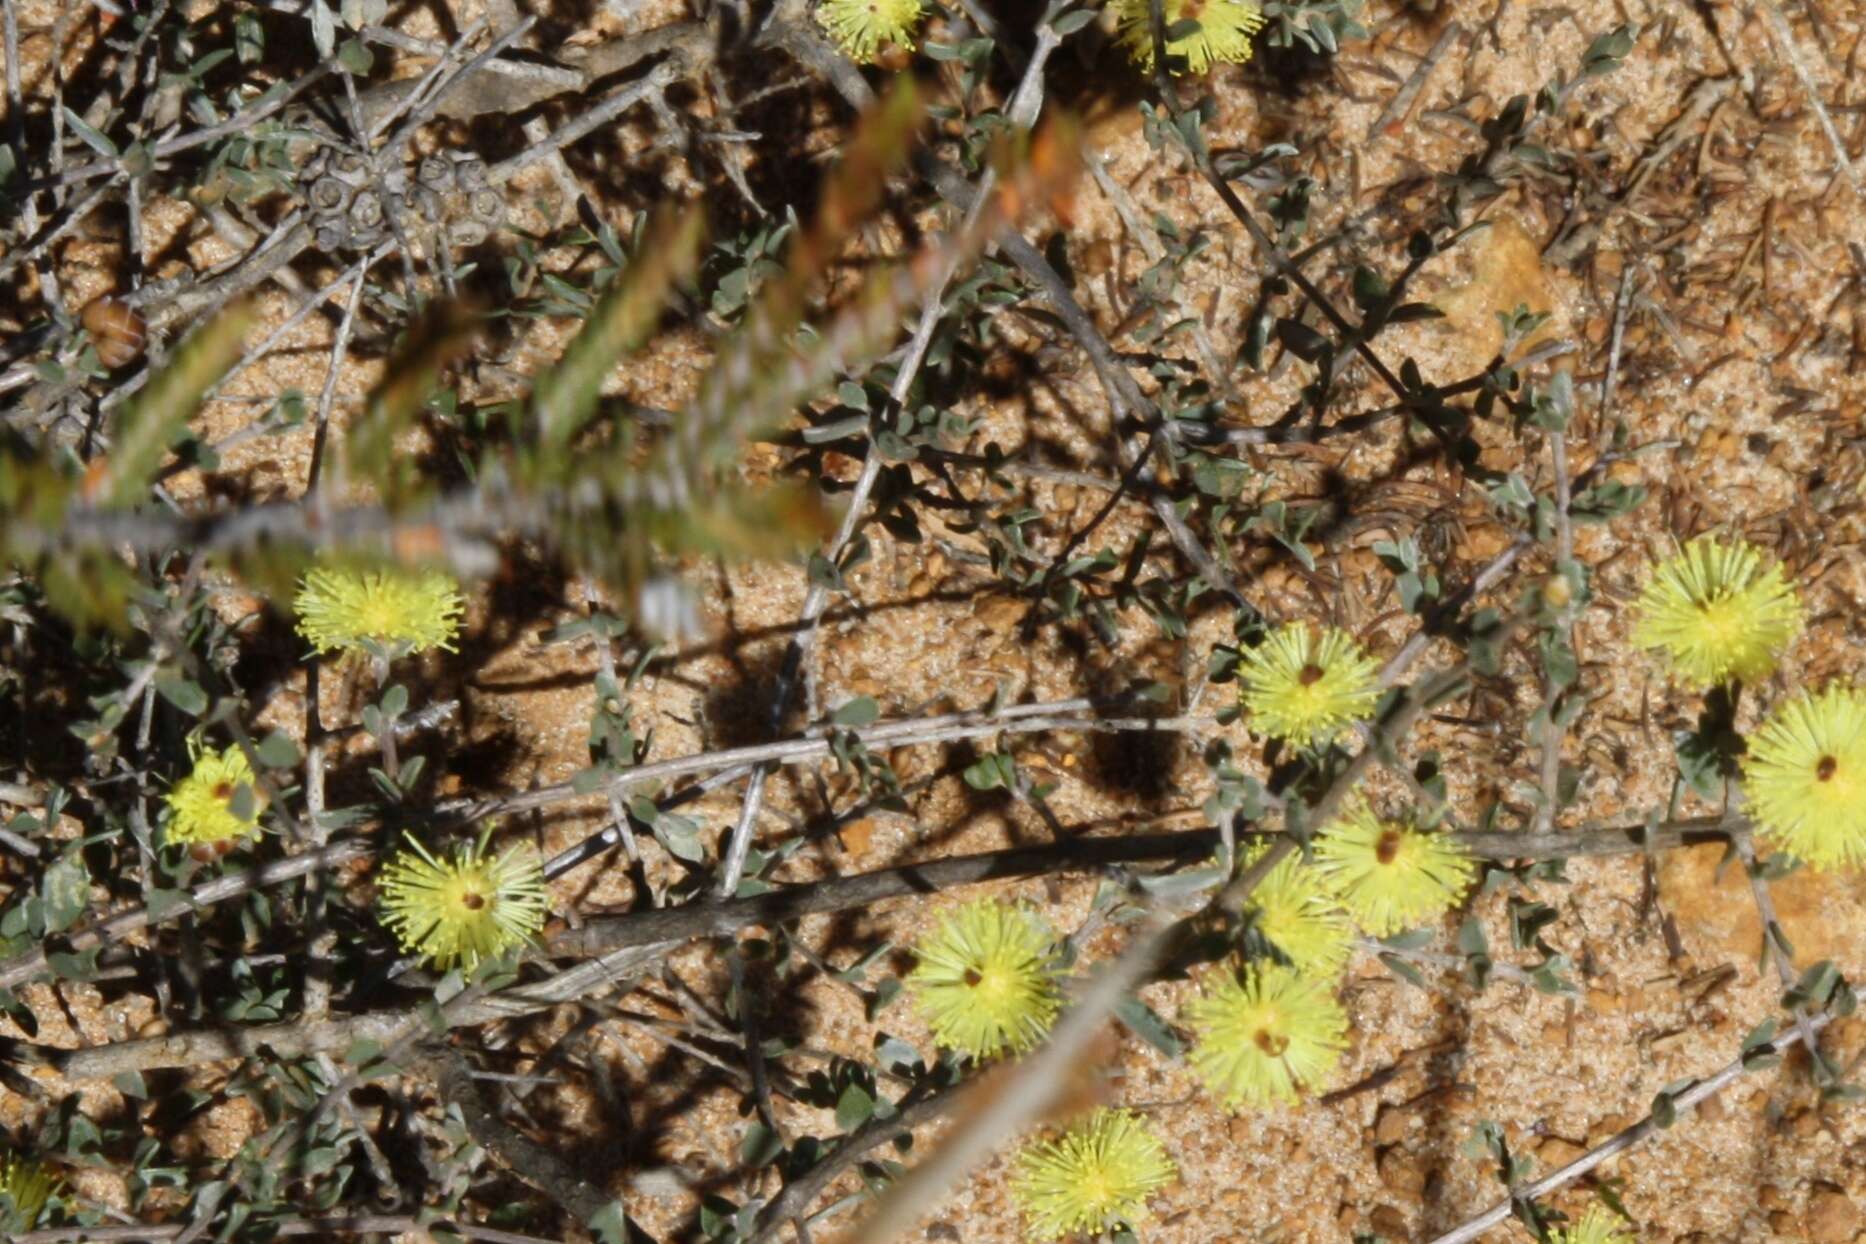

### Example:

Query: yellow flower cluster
xmin=1184 ymin=804 xmax=1473 ymax=1115
xmin=294 ymin=564 xmax=465 ymax=661
xmin=1551 ymin=1204 xmax=1637 ymax=1244
xmin=1629 ymin=536 xmax=1864 ymax=871
xmin=377 ymin=830 xmax=549 ymax=973
xmin=814 ymin=0 xmax=925 ymax=63
xmin=1236 ymin=623 xmax=1384 ymax=749
xmin=1010 ymin=1108 xmax=1177 ymax=1240
xmin=164 ymin=740 xmax=266 ymax=856
xmin=1110 ymin=0 xmax=1268 ymax=75
xmin=904 ymin=898 xmax=1064 ymax=1060
xmin=1632 ymin=535 xmax=1802 ymax=688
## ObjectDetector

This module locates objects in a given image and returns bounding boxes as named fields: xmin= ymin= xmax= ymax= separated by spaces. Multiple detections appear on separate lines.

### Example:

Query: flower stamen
xmin=1631 ymin=535 xmax=1802 ymax=688
xmin=1185 ymin=962 xmax=1346 ymax=1110
xmin=1236 ymin=623 xmax=1383 ymax=749
xmin=164 ymin=741 xmax=266 ymax=852
xmin=377 ymin=830 xmax=548 ymax=972
xmin=1743 ymin=685 xmax=1866 ymax=870
xmin=1313 ymin=800 xmax=1475 ymax=936
xmin=1010 ymin=1108 xmax=1178 ymax=1241
xmin=904 ymin=898 xmax=1064 ymax=1059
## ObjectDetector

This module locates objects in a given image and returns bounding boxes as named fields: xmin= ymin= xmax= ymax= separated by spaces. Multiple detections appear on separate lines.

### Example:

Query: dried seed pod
xmin=453 ymin=156 xmax=488 ymax=192
xmin=418 ymin=155 xmax=452 ymax=192
xmin=309 ymin=175 xmax=349 ymax=213
xmin=448 ymin=218 xmax=489 ymax=248
xmin=468 ymin=189 xmax=504 ymax=227
xmin=314 ymin=218 xmax=350 ymax=252
xmin=188 ymin=838 xmax=238 ymax=863
xmin=351 ymin=189 xmax=383 ymax=229
xmin=81 ymin=296 xmax=146 ymax=368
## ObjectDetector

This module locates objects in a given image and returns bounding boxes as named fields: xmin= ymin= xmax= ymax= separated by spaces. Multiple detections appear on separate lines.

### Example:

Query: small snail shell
xmin=81 ymin=296 xmax=146 ymax=368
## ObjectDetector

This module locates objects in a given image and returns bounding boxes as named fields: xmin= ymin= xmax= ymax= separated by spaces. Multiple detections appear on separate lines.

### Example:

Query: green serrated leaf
xmin=100 ymin=305 xmax=254 ymax=507
xmin=530 ymin=206 xmax=706 ymax=463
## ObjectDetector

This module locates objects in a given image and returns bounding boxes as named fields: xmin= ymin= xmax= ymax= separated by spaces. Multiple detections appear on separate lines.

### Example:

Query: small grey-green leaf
xmin=155 ymin=675 xmax=208 ymax=717
xmin=1114 ymin=994 xmax=1183 ymax=1058
xmin=253 ymin=731 xmax=302 ymax=770
xmin=835 ymin=1083 xmax=875 ymax=1132
xmin=42 ymin=849 xmax=90 ymax=933
xmin=62 ymin=106 xmax=118 ymax=158
xmin=832 ymin=696 xmax=880 ymax=727
xmin=740 ymin=1121 xmax=784 ymax=1168
xmin=589 ymin=1201 xmax=632 ymax=1244
xmin=310 ymin=0 xmax=336 ymax=56
xmin=336 ymin=35 xmax=373 ymax=74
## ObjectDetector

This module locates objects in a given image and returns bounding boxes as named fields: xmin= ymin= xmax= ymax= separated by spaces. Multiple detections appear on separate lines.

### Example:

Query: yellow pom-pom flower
xmin=0 ymin=1150 xmax=59 ymax=1232
xmin=904 ymin=898 xmax=1064 ymax=1059
xmin=1111 ymin=0 xmax=1267 ymax=75
xmin=163 ymin=740 xmax=265 ymax=854
xmin=1184 ymin=961 xmax=1347 ymax=1110
xmin=815 ymin=0 xmax=925 ymax=63
xmin=294 ymin=565 xmax=465 ymax=660
xmin=1551 ymin=1205 xmax=1636 ymax=1244
xmin=1237 ymin=622 xmax=1384 ymax=749
xmin=1742 ymin=684 xmax=1866 ymax=870
xmin=1631 ymin=535 xmax=1802 ymax=689
xmin=1238 ymin=841 xmax=1354 ymax=978
xmin=377 ymin=829 xmax=549 ymax=973
xmin=1010 ymin=1108 xmax=1178 ymax=1241
xmin=1312 ymin=800 xmax=1474 ymax=936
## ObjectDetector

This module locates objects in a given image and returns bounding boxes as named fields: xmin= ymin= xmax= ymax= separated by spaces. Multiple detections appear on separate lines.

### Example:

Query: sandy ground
xmin=5 ymin=0 xmax=1866 ymax=1238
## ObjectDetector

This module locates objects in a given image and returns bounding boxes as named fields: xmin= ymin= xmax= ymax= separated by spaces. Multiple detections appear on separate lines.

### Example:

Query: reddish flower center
xmin=1375 ymin=829 xmax=1402 ymax=865
xmin=212 ymin=781 xmax=233 ymax=801
xmin=461 ymin=891 xmax=486 ymax=910
xmin=1253 ymin=1027 xmax=1288 ymax=1057
xmin=964 ymin=968 xmax=984 ymax=987
xmin=1297 ymin=663 xmax=1325 ymax=686
xmin=1817 ymin=755 xmax=1837 ymax=782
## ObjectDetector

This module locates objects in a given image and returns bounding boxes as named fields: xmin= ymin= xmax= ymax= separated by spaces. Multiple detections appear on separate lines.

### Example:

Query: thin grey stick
xmin=490 ymin=61 xmax=683 ymax=181
xmin=1755 ymin=0 xmax=1864 ymax=206
xmin=1366 ymin=22 xmax=1465 ymax=143
xmin=1534 ymin=425 xmax=1575 ymax=837
xmin=0 ymin=839 xmax=372 ymax=991
xmin=367 ymin=17 xmax=490 ymax=141
xmin=462 ymin=701 xmax=1214 ymax=825
xmin=1426 ymin=1012 xmax=1831 ymax=1244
